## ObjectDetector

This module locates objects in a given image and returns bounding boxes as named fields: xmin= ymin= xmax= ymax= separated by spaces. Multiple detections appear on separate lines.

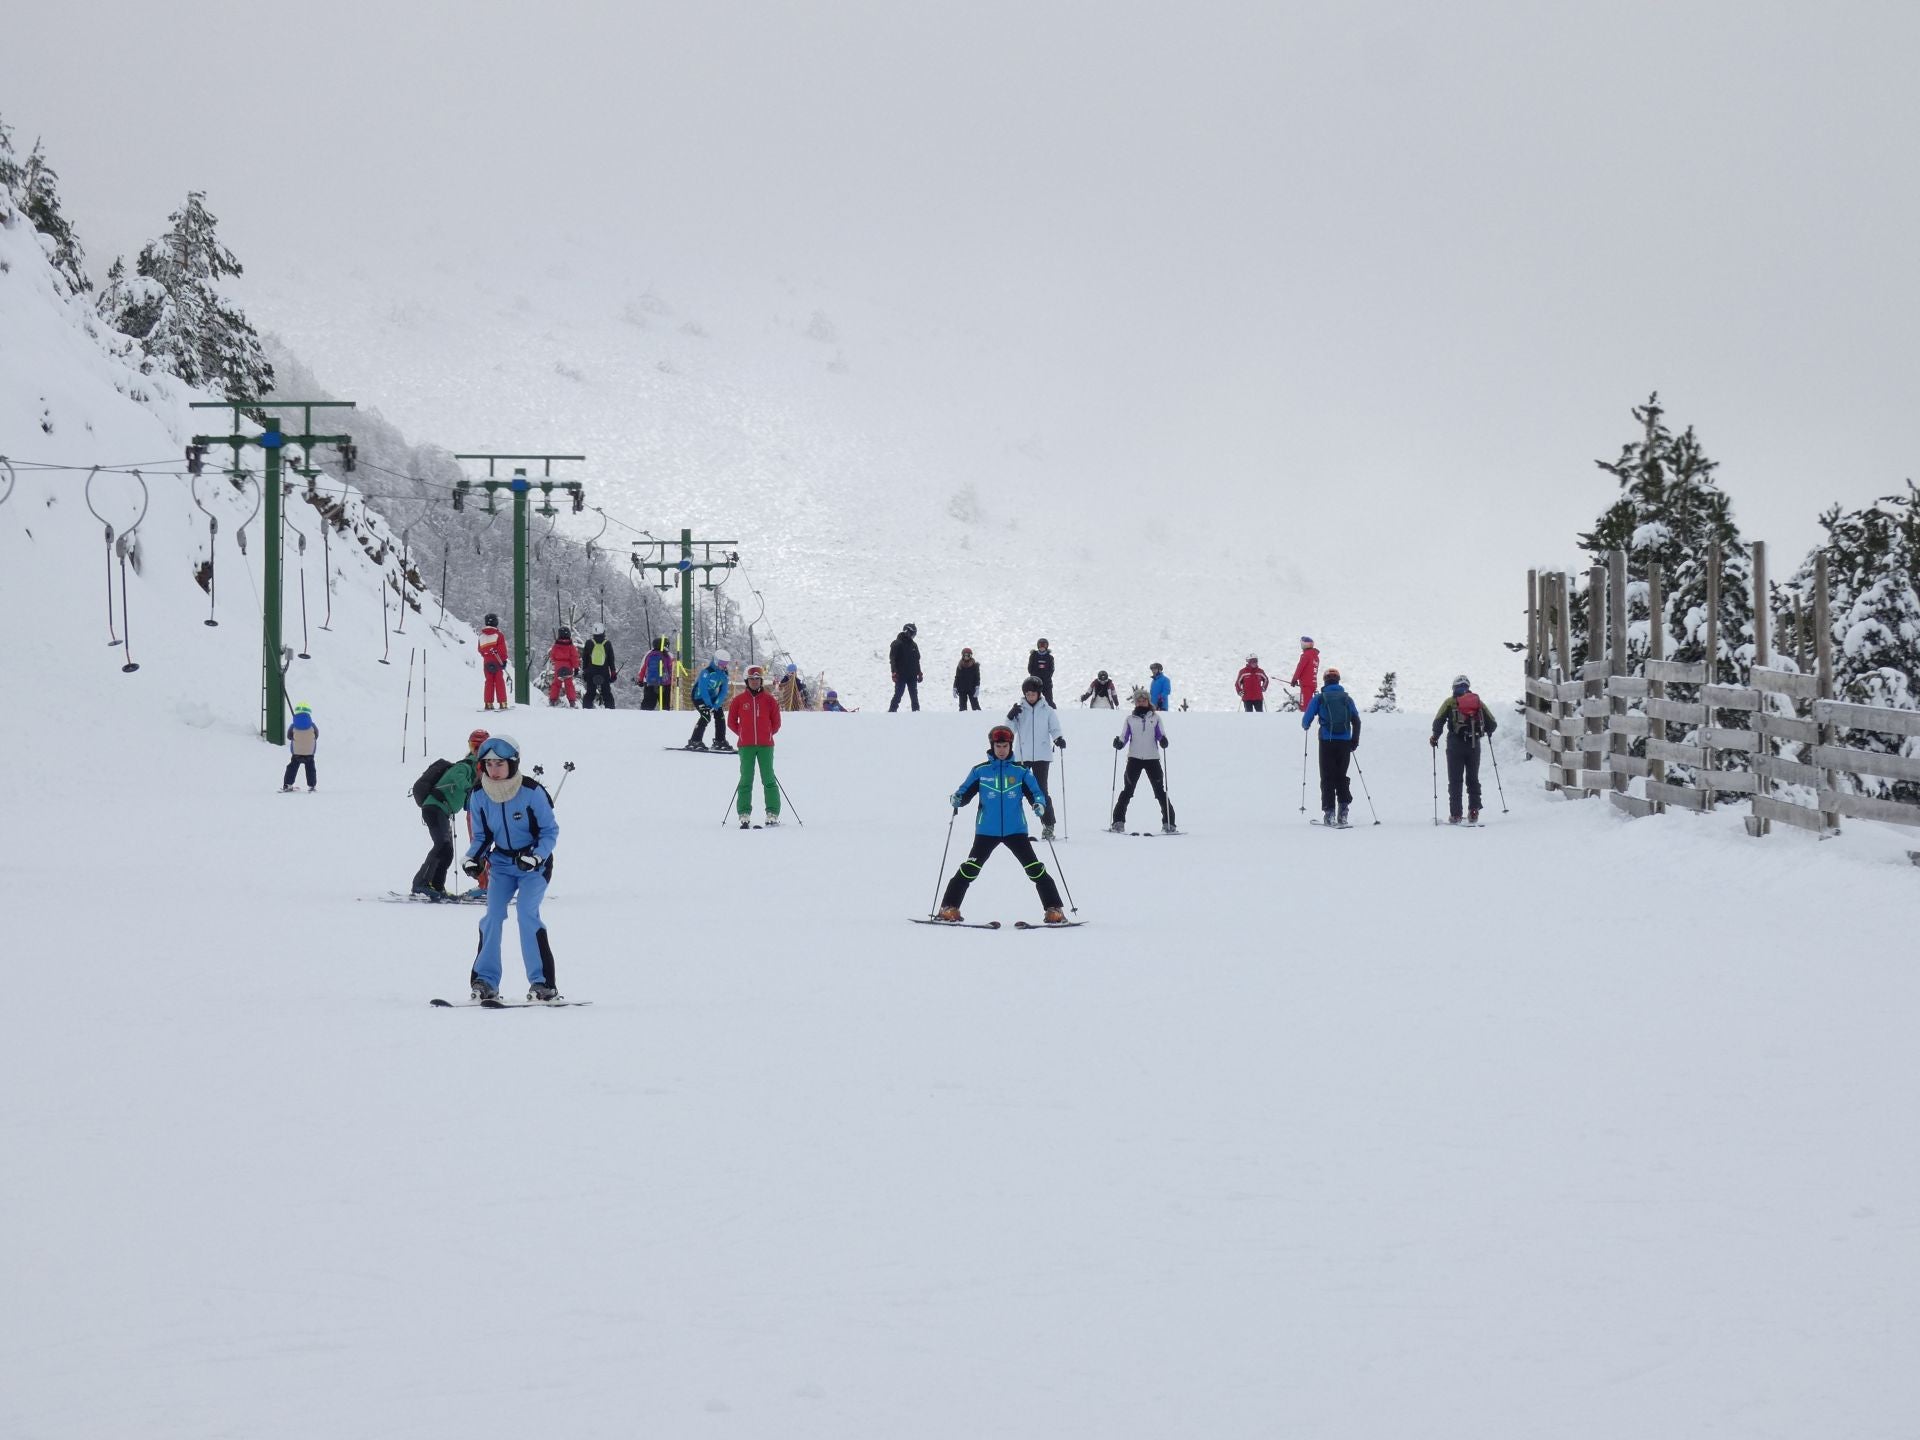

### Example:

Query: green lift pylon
xmin=630 ymin=529 xmax=739 ymax=682
xmin=190 ymin=399 xmax=355 ymax=742
xmin=452 ymin=454 xmax=585 ymax=706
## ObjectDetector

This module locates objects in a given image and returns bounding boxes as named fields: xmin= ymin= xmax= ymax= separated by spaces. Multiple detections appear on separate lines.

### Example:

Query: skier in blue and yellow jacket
xmin=935 ymin=724 xmax=1067 ymax=924
xmin=462 ymin=734 xmax=562 ymax=1001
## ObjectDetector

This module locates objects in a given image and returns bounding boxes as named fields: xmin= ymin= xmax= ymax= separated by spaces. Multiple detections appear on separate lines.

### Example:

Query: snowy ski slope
xmin=7 ymin=201 xmax=1920 ymax=1440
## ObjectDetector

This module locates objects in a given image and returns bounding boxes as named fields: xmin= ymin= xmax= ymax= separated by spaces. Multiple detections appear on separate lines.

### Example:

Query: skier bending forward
xmin=937 ymin=724 xmax=1067 ymax=925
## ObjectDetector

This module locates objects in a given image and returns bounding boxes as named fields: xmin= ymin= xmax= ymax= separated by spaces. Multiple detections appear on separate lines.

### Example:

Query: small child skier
xmin=478 ymin=612 xmax=510 ymax=710
xmin=281 ymin=703 xmax=319 ymax=791
xmin=937 ymin=724 xmax=1067 ymax=925
xmin=548 ymin=627 xmax=581 ymax=707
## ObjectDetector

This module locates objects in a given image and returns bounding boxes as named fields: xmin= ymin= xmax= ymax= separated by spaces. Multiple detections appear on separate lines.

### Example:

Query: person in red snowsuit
xmin=1290 ymin=636 xmax=1321 ymax=707
xmin=478 ymin=613 xmax=510 ymax=710
xmin=1234 ymin=655 xmax=1270 ymax=712
xmin=725 ymin=664 xmax=784 ymax=825
xmin=548 ymin=628 xmax=582 ymax=707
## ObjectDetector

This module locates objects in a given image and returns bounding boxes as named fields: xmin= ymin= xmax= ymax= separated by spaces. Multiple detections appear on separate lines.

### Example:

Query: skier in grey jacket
xmin=1005 ymin=676 xmax=1065 ymax=839
xmin=1109 ymin=688 xmax=1175 ymax=833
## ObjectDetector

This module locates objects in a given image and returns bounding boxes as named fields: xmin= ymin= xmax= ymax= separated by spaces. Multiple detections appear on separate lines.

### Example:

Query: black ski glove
xmin=1009 ymin=706 xmax=1022 ymax=721
xmin=462 ymin=858 xmax=483 ymax=878
xmin=1157 ymin=736 xmax=1169 ymax=749
xmin=1112 ymin=737 xmax=1124 ymax=750
xmin=515 ymin=852 xmax=544 ymax=872
xmin=1054 ymin=736 xmax=1066 ymax=749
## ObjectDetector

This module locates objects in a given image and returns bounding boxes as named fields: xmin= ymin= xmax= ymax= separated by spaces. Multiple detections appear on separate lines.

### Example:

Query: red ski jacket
xmin=548 ymin=641 xmax=581 ymax=677
xmin=1234 ymin=664 xmax=1270 ymax=701
xmin=727 ymin=687 xmax=783 ymax=746
xmin=1291 ymin=646 xmax=1320 ymax=701
xmin=478 ymin=627 xmax=509 ymax=673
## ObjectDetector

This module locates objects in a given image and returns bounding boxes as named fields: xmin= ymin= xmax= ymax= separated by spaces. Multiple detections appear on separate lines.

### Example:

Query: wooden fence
xmin=1522 ymin=545 xmax=1920 ymax=861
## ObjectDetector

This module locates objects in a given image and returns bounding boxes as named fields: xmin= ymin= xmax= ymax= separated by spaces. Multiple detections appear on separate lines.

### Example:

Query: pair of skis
xmin=430 ymin=996 xmax=592 ymax=1009
xmin=909 ymin=918 xmax=1086 ymax=930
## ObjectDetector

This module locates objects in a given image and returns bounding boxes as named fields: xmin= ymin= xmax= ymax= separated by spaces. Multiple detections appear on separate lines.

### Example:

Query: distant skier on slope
xmin=953 ymin=647 xmax=981 ymax=710
xmin=1302 ymin=666 xmax=1361 ymax=827
xmin=1007 ymin=675 xmax=1065 ymax=840
xmin=478 ymin=612 xmax=510 ymax=710
xmin=727 ymin=664 xmax=784 ymax=827
xmin=1235 ymin=654 xmax=1270 ymax=712
xmin=1289 ymin=636 xmax=1321 ymax=710
xmin=281 ymin=703 xmax=319 ymax=792
xmin=685 ymin=651 xmax=734 ymax=751
xmin=580 ymin=624 xmax=618 ymax=709
xmin=547 ymin=627 xmax=581 ymax=708
xmin=463 ymin=734 xmax=562 ymax=1002
xmin=411 ymin=735 xmax=482 ymax=899
xmin=638 ymin=636 xmax=674 ymax=711
xmin=823 ymin=689 xmax=851 ymax=712
xmin=774 ymin=662 xmax=812 ymax=712
xmin=889 ymin=623 xmax=923 ymax=712
xmin=1081 ymin=671 xmax=1119 ymax=709
xmin=1431 ymin=674 xmax=1497 ymax=824
xmin=935 ymin=723 xmax=1067 ymax=925
xmin=1110 ymin=688 xmax=1176 ymax=833
xmin=1026 ymin=638 xmax=1057 ymax=703
xmin=1148 ymin=662 xmax=1171 ymax=711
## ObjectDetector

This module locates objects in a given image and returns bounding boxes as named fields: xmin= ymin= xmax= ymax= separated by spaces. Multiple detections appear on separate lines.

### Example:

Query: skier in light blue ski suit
xmin=463 ymin=734 xmax=562 ymax=1000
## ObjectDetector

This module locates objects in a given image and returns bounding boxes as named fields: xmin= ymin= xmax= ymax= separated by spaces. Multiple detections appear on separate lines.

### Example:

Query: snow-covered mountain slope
xmin=10 ymin=191 xmax=1920 ymax=1440
xmin=240 ymin=230 xmax=1516 ymax=712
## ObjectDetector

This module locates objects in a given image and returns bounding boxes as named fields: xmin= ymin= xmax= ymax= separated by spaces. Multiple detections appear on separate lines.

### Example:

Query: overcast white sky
xmin=8 ymin=1 xmax=1920 ymax=588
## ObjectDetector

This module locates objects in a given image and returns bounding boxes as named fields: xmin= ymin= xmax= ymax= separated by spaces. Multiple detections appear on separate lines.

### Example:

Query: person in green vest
xmin=581 ymin=624 xmax=619 ymax=709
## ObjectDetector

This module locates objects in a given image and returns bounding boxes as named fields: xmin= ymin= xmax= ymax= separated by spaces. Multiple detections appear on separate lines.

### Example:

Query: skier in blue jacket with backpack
xmin=934 ymin=724 xmax=1067 ymax=925
xmin=1302 ymin=667 xmax=1362 ymax=827
xmin=463 ymin=734 xmax=563 ymax=1001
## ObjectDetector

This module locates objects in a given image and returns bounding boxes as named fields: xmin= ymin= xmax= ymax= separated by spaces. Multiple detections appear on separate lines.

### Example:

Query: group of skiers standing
xmin=1235 ymin=638 xmax=1321 ymax=711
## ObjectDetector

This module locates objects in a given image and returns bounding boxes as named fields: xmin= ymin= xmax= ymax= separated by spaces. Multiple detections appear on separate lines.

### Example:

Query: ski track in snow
xmin=7 ymin=212 xmax=1920 ymax=1440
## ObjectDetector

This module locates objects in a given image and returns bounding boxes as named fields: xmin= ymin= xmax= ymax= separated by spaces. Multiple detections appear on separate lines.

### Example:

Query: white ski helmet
xmin=714 ymin=649 xmax=731 ymax=666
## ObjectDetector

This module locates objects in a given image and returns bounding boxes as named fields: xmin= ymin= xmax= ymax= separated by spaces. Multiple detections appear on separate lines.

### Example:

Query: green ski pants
xmin=736 ymin=745 xmax=780 ymax=815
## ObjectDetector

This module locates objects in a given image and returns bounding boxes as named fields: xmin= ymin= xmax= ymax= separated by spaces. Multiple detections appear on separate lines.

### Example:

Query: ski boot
xmin=739 ymin=816 xmax=752 ymax=830
xmin=528 ymin=983 xmax=559 ymax=1003
xmin=1469 ymin=809 xmax=1481 ymax=823
xmin=936 ymin=906 xmax=964 ymax=923
xmin=471 ymin=978 xmax=499 ymax=1001
xmin=684 ymin=739 xmax=708 ymax=751
xmin=1108 ymin=820 xmax=1125 ymax=834
xmin=1041 ymin=824 xmax=1055 ymax=841
xmin=1448 ymin=814 xmax=1463 ymax=825
xmin=1043 ymin=908 xmax=1067 ymax=925
xmin=1323 ymin=810 xmax=1335 ymax=826
xmin=1161 ymin=821 xmax=1178 ymax=835
xmin=280 ymin=785 xmax=295 ymax=793
xmin=712 ymin=741 xmax=735 ymax=753
xmin=764 ymin=815 xmax=782 ymax=827
xmin=1337 ymin=805 xmax=1350 ymax=827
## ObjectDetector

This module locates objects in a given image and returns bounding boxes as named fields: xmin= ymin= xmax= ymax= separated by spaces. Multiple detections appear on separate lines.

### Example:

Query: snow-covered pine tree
xmin=1572 ymin=393 xmax=1753 ymax=678
xmin=17 ymin=137 xmax=90 ymax=296
xmin=98 ymin=191 xmax=272 ymax=398
xmin=0 ymin=115 xmax=21 ymax=223
xmin=1786 ymin=481 xmax=1920 ymax=802
xmin=1368 ymin=671 xmax=1399 ymax=713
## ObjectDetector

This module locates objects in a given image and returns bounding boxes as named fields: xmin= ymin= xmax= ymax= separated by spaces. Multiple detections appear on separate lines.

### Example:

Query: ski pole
xmin=400 ymin=648 xmax=416 ymax=761
xmin=1431 ymin=741 xmax=1441 ymax=826
xmin=1042 ymin=831 xmax=1078 ymax=914
xmin=1486 ymin=731 xmax=1509 ymax=813
xmin=1298 ymin=726 xmax=1310 ymax=811
xmin=1109 ymin=745 xmax=1119 ymax=817
xmin=1058 ymin=746 xmax=1068 ymax=840
xmin=775 ymin=773 xmax=805 ymax=826
xmin=718 ymin=777 xmax=739 ymax=827
xmin=421 ymin=649 xmax=428 ymax=758
xmin=930 ymin=806 xmax=959 ymax=917
xmin=1351 ymin=748 xmax=1381 ymax=826
xmin=552 ymin=760 xmax=575 ymax=801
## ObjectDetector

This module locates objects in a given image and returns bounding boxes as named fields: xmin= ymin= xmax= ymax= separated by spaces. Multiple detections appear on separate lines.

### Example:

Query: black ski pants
xmin=689 ymin=704 xmax=728 ymax=746
xmin=1446 ymin=736 xmax=1483 ymax=818
xmin=1317 ymin=739 xmax=1354 ymax=814
xmin=582 ymin=670 xmax=616 ymax=708
xmin=1113 ymin=756 xmax=1174 ymax=826
xmin=957 ymin=691 xmax=979 ymax=710
xmin=1026 ymin=759 xmax=1057 ymax=827
xmin=890 ymin=676 xmax=920 ymax=711
xmin=941 ymin=833 xmax=1063 ymax=911
xmin=412 ymin=807 xmax=455 ymax=893
xmin=1242 ymin=698 xmax=1264 ymax=712
xmin=640 ymin=684 xmax=663 ymax=711
xmin=282 ymin=755 xmax=316 ymax=789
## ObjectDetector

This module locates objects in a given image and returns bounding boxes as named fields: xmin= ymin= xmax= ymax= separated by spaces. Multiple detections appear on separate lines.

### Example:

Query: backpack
xmin=1453 ymin=692 xmax=1484 ymax=735
xmin=1318 ymin=688 xmax=1356 ymax=734
xmin=412 ymin=757 xmax=454 ymax=806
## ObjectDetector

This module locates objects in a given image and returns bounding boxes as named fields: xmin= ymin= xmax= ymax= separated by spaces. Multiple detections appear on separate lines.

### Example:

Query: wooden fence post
xmin=1585 ymin=566 xmax=1606 ymax=795
xmin=1647 ymin=562 xmax=1666 ymax=810
xmin=1815 ymin=552 xmax=1839 ymax=832
xmin=1608 ymin=549 xmax=1629 ymax=793
xmin=1749 ymin=541 xmax=1772 ymax=835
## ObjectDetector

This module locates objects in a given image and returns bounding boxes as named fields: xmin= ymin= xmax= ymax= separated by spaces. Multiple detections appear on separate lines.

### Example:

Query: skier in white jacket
xmin=1005 ymin=676 xmax=1065 ymax=840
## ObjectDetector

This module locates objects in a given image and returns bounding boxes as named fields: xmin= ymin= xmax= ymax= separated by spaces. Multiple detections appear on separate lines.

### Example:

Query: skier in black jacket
xmin=579 ymin=625 xmax=618 ymax=709
xmin=1026 ymin=638 xmax=1056 ymax=703
xmin=889 ymin=623 xmax=923 ymax=712
xmin=953 ymin=647 xmax=981 ymax=710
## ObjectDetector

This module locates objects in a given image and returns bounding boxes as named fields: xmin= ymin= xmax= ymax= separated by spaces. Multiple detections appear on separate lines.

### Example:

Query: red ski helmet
xmin=467 ymin=728 xmax=490 ymax=753
xmin=988 ymin=725 xmax=1015 ymax=747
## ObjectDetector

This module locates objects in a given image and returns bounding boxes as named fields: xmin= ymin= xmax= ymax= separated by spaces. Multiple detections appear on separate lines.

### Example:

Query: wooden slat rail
xmin=1645 ymin=659 xmax=1706 ymax=684
xmin=1752 ymin=796 xmax=1834 ymax=833
xmin=1609 ymin=792 xmax=1657 ymax=818
xmin=1646 ymin=779 xmax=1710 ymax=811
xmin=1703 ymin=685 xmax=1761 ymax=710
xmin=1820 ymin=790 xmax=1920 ymax=828
xmin=1607 ymin=714 xmax=1652 ymax=737
xmin=1700 ymin=770 xmax=1759 ymax=794
xmin=1644 ymin=697 xmax=1706 ymax=724
xmin=1579 ymin=696 xmax=1611 ymax=719
xmin=1647 ymin=736 xmax=1707 ymax=766
xmin=1755 ymin=755 xmax=1828 ymax=788
xmin=1813 ymin=700 xmax=1920 ymax=738
xmin=1811 ymin=745 xmax=1920 ymax=785
xmin=1604 ymin=675 xmax=1651 ymax=700
xmin=1524 ymin=675 xmax=1558 ymax=701
xmin=1699 ymin=726 xmax=1760 ymax=751
xmin=1556 ymin=680 xmax=1587 ymax=703
xmin=1751 ymin=666 xmax=1820 ymax=700
xmin=1752 ymin=712 xmax=1820 ymax=744
xmin=1609 ymin=753 xmax=1652 ymax=778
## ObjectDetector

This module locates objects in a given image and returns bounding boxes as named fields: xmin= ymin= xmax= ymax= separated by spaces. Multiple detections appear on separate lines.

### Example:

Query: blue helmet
xmin=475 ymin=734 xmax=521 ymax=776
